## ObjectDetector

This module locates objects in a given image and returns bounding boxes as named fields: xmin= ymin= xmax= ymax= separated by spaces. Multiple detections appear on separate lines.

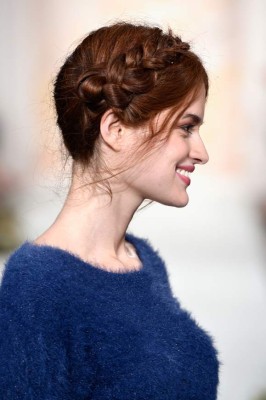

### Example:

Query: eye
xmin=181 ymin=124 xmax=195 ymax=136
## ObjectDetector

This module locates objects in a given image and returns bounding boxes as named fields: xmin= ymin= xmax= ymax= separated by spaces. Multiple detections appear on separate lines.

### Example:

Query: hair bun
xmin=54 ymin=22 xmax=208 ymax=166
xmin=77 ymin=70 xmax=107 ymax=111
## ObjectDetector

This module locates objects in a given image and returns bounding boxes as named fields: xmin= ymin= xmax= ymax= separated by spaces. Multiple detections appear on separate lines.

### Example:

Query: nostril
xmin=194 ymin=158 xmax=203 ymax=164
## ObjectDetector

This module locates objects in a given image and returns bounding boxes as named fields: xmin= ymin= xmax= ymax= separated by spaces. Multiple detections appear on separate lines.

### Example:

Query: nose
xmin=189 ymin=135 xmax=209 ymax=165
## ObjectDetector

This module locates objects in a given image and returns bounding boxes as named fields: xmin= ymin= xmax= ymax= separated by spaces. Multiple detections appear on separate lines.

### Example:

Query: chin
xmin=146 ymin=189 xmax=190 ymax=208
xmin=158 ymin=194 xmax=190 ymax=208
xmin=172 ymin=191 xmax=190 ymax=207
xmin=174 ymin=199 xmax=189 ymax=208
xmin=177 ymin=201 xmax=189 ymax=208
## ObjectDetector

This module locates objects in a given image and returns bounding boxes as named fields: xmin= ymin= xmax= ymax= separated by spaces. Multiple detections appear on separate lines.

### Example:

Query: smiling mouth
xmin=175 ymin=168 xmax=191 ymax=178
xmin=175 ymin=169 xmax=191 ymax=186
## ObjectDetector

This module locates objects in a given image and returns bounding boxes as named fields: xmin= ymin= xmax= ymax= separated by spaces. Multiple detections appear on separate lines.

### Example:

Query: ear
xmin=100 ymin=109 xmax=124 ymax=152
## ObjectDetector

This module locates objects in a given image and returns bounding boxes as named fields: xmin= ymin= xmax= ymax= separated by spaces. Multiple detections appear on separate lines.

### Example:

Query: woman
xmin=0 ymin=21 xmax=220 ymax=399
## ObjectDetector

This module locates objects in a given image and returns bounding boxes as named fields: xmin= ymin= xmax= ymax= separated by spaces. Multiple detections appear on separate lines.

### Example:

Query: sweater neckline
xmin=22 ymin=232 xmax=150 ymax=277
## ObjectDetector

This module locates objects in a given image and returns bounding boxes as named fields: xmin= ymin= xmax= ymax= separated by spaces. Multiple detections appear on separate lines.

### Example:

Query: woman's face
xmin=124 ymin=84 xmax=209 ymax=207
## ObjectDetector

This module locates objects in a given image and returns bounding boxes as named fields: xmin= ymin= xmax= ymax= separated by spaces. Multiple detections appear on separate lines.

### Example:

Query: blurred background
xmin=1 ymin=0 xmax=266 ymax=399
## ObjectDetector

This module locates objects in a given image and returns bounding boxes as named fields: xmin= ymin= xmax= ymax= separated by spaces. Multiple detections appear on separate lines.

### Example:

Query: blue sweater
xmin=0 ymin=232 xmax=220 ymax=399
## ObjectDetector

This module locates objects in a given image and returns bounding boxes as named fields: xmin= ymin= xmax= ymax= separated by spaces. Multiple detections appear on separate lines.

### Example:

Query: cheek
xmin=128 ymin=160 xmax=167 ymax=189
xmin=125 ymin=138 xmax=184 ymax=186
xmin=172 ymin=139 xmax=189 ymax=158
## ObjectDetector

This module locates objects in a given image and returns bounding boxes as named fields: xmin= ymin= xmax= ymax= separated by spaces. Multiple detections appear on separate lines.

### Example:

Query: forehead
xmin=183 ymin=85 xmax=206 ymax=115
xmin=175 ymin=85 xmax=206 ymax=123
xmin=157 ymin=87 xmax=206 ymax=126
xmin=136 ymin=84 xmax=207 ymax=136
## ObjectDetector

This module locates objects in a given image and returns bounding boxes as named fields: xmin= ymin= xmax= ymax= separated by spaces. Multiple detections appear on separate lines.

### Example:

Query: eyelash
xmin=181 ymin=124 xmax=195 ymax=136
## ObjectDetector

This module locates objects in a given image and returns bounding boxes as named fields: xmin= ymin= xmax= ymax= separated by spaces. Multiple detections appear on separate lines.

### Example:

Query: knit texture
xmin=0 ymin=232 xmax=220 ymax=399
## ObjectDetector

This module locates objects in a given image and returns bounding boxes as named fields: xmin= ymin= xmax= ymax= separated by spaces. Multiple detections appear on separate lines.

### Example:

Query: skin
xmin=34 ymin=84 xmax=209 ymax=272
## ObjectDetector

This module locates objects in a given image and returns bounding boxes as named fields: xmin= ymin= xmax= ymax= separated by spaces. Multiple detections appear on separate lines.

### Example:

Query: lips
xmin=176 ymin=171 xmax=191 ymax=186
xmin=175 ymin=164 xmax=195 ymax=173
xmin=175 ymin=164 xmax=194 ymax=186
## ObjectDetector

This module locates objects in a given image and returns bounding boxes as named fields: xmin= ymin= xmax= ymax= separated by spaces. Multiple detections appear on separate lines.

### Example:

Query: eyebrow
xmin=181 ymin=113 xmax=204 ymax=125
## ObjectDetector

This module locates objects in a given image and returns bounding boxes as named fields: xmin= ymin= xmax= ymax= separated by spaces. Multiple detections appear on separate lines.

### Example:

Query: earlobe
xmin=100 ymin=110 xmax=123 ymax=152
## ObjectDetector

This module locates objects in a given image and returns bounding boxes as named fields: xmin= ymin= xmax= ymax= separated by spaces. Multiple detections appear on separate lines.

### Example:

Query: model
xmin=0 ymin=21 xmax=220 ymax=399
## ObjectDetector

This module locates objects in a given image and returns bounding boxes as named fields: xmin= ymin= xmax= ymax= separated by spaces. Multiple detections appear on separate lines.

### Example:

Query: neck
xmin=35 ymin=173 xmax=144 ymax=268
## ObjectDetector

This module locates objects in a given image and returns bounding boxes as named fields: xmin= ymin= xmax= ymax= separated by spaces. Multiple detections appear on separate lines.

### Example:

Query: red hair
xmin=53 ymin=21 xmax=208 ymax=200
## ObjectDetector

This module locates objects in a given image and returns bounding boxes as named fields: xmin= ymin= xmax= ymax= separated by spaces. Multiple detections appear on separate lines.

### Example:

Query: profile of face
xmin=55 ymin=22 xmax=210 ymax=213
xmin=110 ymin=83 xmax=209 ymax=208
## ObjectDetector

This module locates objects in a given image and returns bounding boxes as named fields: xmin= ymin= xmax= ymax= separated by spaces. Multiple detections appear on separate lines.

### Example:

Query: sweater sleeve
xmin=0 ymin=263 xmax=97 ymax=400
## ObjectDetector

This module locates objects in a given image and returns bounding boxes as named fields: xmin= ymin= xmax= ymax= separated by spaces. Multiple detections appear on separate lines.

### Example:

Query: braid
xmin=76 ymin=34 xmax=191 ymax=115
xmin=54 ymin=22 xmax=208 ymax=164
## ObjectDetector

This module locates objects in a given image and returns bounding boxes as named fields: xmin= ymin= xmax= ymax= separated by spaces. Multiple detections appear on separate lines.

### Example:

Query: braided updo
xmin=53 ymin=21 xmax=208 ymax=197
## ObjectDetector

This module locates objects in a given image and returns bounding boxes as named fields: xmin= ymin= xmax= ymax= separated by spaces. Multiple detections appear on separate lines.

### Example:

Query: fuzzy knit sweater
xmin=0 ymin=232 xmax=220 ymax=399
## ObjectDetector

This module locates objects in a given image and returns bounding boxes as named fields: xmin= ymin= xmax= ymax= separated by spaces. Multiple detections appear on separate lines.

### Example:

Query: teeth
xmin=176 ymin=168 xmax=191 ymax=177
